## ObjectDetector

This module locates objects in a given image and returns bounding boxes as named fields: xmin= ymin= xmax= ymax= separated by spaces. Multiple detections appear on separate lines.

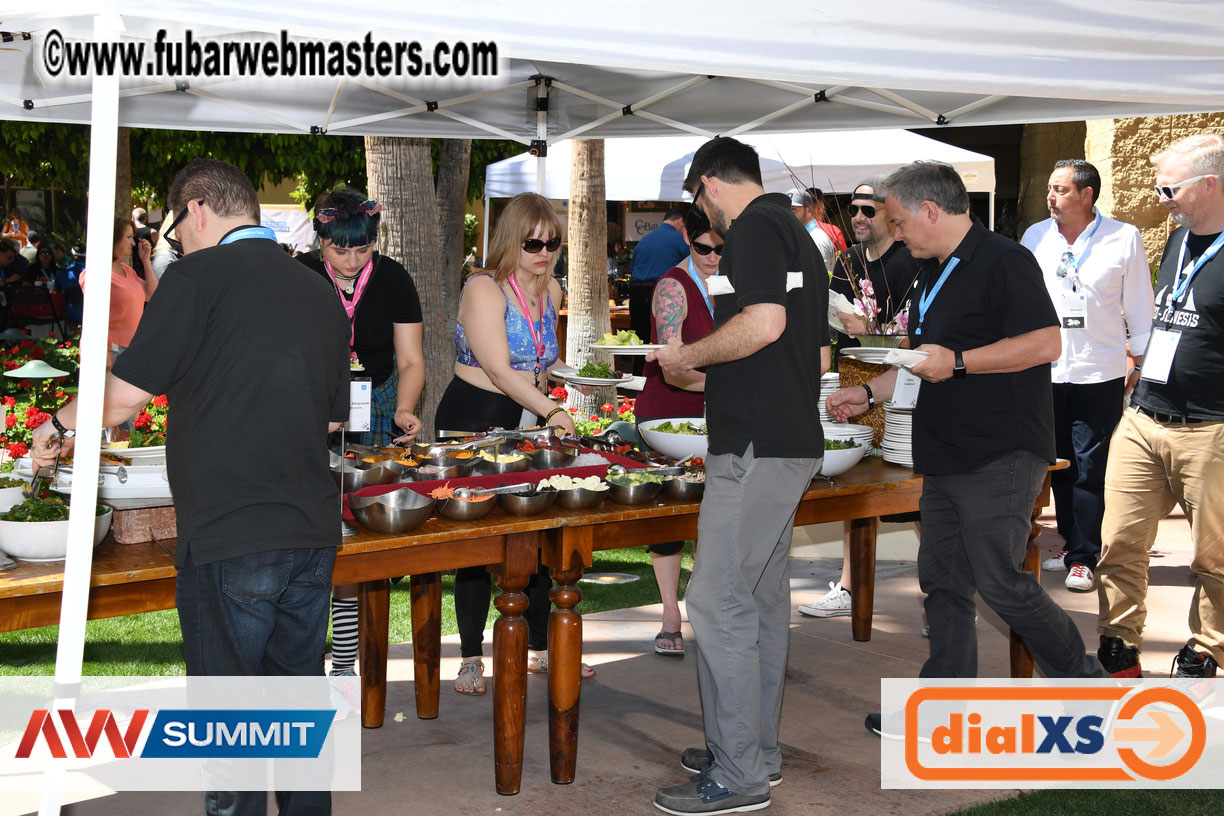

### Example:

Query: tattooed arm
xmin=652 ymin=277 xmax=706 ymax=392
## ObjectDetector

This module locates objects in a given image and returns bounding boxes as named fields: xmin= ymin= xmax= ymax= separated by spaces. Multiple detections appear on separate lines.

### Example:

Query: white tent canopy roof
xmin=484 ymin=130 xmax=996 ymax=201
xmin=3 ymin=1 xmax=1224 ymax=142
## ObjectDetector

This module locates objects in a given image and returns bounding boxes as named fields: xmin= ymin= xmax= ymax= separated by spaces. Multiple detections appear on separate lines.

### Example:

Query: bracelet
xmin=50 ymin=413 xmax=75 ymax=439
xmin=862 ymin=383 xmax=875 ymax=410
xmin=544 ymin=406 xmax=566 ymax=424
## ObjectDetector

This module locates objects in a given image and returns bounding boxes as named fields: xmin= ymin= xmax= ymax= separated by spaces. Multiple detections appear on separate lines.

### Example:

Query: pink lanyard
xmin=324 ymin=256 xmax=374 ymax=347
xmin=506 ymin=274 xmax=546 ymax=381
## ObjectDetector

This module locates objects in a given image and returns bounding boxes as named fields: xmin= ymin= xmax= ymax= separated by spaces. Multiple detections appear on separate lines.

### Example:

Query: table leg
xmin=410 ymin=573 xmax=441 ymax=719
xmin=547 ymin=562 xmax=583 ymax=785
xmin=492 ymin=568 xmax=530 ymax=795
xmin=358 ymin=578 xmax=389 ymax=728
xmin=1009 ymin=474 xmax=1050 ymax=678
xmin=846 ymin=517 xmax=880 ymax=642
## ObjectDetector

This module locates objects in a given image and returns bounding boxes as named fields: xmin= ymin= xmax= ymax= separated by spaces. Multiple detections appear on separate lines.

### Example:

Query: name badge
xmin=892 ymin=368 xmax=921 ymax=409
xmin=1139 ymin=329 xmax=1180 ymax=384
xmin=1059 ymin=288 xmax=1087 ymax=330
xmin=346 ymin=378 xmax=372 ymax=432
xmin=707 ymin=276 xmax=736 ymax=296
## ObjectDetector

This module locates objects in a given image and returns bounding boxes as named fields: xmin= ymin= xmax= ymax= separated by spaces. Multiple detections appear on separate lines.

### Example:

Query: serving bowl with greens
xmin=819 ymin=435 xmax=868 ymax=477
xmin=0 ymin=496 xmax=113 ymax=562
xmin=638 ymin=416 xmax=709 ymax=462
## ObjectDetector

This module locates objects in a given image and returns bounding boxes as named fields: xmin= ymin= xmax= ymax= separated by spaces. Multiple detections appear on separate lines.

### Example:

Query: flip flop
xmin=527 ymin=654 xmax=596 ymax=678
xmin=454 ymin=659 xmax=486 ymax=694
xmin=654 ymin=630 xmax=685 ymax=656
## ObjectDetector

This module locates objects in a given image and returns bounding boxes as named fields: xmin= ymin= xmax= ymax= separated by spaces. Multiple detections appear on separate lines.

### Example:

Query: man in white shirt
xmin=1020 ymin=160 xmax=1154 ymax=592
xmin=787 ymin=187 xmax=835 ymax=272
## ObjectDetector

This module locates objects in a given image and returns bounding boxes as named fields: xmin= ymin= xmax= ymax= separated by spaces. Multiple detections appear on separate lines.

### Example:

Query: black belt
xmin=1133 ymin=404 xmax=1206 ymax=425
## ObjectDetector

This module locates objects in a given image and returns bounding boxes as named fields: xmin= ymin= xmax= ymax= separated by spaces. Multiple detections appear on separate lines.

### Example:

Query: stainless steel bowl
xmin=412 ymin=461 xmax=477 ymax=481
xmin=554 ymin=485 xmax=609 ymax=510
xmin=331 ymin=461 xmax=399 ymax=493
xmin=663 ymin=473 xmax=706 ymax=502
xmin=349 ymin=489 xmax=436 ymax=533
xmin=527 ymin=446 xmax=578 ymax=470
xmin=499 ymin=488 xmax=559 ymax=516
xmin=436 ymin=494 xmax=498 ymax=521
xmin=607 ymin=478 xmax=664 ymax=505
xmin=476 ymin=454 xmax=531 ymax=475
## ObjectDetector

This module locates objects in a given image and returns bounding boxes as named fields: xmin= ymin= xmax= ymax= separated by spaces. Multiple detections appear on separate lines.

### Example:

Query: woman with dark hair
xmin=299 ymin=188 xmax=425 ymax=681
xmin=80 ymin=216 xmax=158 ymax=365
xmin=436 ymin=192 xmax=592 ymax=694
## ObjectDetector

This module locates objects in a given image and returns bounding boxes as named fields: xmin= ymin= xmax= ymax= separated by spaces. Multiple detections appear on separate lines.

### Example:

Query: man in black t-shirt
xmin=1097 ymin=133 xmax=1224 ymax=680
xmin=649 ymin=137 xmax=828 ymax=815
xmin=829 ymin=162 xmax=1105 ymax=716
xmin=33 ymin=159 xmax=350 ymax=815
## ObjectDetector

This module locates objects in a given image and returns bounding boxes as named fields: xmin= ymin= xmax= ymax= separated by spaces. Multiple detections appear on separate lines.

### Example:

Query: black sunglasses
xmin=691 ymin=240 xmax=723 ymax=256
xmin=847 ymin=204 xmax=878 ymax=218
xmin=522 ymin=236 xmax=562 ymax=254
xmin=164 ymin=200 xmax=203 ymax=240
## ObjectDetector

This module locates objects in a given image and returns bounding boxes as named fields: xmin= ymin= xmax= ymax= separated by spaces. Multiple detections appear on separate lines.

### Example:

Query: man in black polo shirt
xmin=33 ymin=158 xmax=350 ymax=815
xmin=1097 ymin=133 xmax=1224 ymax=680
xmin=649 ymin=137 xmax=828 ymax=815
xmin=829 ymin=161 xmax=1104 ymax=710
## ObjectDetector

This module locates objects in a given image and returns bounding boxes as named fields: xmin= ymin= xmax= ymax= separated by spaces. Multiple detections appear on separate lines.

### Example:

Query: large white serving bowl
xmin=819 ymin=436 xmax=869 ymax=477
xmin=0 ymin=507 xmax=114 ymax=562
xmin=638 ymin=417 xmax=709 ymax=462
xmin=0 ymin=486 xmax=26 ymax=513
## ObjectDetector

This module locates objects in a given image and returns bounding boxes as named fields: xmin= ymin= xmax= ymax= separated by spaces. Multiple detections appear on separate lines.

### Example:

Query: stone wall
xmin=1016 ymin=121 xmax=1085 ymax=234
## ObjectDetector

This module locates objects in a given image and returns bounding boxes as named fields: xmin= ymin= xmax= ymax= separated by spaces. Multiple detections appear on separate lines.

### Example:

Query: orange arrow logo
xmin=1114 ymin=710 xmax=1186 ymax=759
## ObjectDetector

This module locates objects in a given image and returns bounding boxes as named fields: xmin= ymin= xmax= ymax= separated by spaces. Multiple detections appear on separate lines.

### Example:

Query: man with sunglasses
xmin=1097 ymin=133 xmax=1224 ymax=680
xmin=650 ymin=137 xmax=828 ymax=816
xmin=1019 ymin=160 xmax=1153 ymax=596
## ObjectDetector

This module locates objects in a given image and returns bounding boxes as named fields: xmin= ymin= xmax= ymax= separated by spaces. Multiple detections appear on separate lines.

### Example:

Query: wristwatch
xmin=953 ymin=350 xmax=967 ymax=380
xmin=50 ymin=413 xmax=75 ymax=439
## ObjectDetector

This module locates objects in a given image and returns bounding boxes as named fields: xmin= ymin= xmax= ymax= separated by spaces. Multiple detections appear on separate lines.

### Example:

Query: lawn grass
xmin=953 ymin=789 xmax=1224 ymax=815
xmin=0 ymin=543 xmax=693 ymax=676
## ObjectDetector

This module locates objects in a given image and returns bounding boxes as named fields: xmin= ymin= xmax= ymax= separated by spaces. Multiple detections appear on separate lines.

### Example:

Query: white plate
xmin=591 ymin=344 xmax=664 ymax=356
xmin=564 ymin=374 xmax=635 ymax=387
xmin=839 ymin=347 xmax=896 ymax=364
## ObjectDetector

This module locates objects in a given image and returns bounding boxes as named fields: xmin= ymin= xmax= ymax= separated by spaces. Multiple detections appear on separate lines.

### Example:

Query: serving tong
xmin=606 ymin=454 xmax=695 ymax=479
xmin=451 ymin=483 xmax=535 ymax=499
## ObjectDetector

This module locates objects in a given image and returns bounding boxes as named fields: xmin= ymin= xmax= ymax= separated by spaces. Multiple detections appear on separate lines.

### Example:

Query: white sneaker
xmin=1065 ymin=564 xmax=1095 ymax=592
xmin=798 ymin=582 xmax=851 ymax=618
xmin=1041 ymin=551 xmax=1067 ymax=572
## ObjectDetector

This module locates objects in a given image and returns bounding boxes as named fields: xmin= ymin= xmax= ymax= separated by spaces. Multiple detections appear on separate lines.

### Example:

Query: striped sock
xmin=330 ymin=596 xmax=359 ymax=674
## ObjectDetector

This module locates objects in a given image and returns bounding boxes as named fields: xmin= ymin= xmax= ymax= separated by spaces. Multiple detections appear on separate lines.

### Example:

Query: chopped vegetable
xmin=537 ymin=475 xmax=608 ymax=491
xmin=577 ymin=361 xmax=617 ymax=379
xmin=607 ymin=472 xmax=664 ymax=486
xmin=597 ymin=329 xmax=645 ymax=346
xmin=427 ymin=483 xmax=493 ymax=502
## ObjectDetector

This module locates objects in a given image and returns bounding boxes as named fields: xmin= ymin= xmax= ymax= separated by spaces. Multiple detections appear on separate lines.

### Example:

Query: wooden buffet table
xmin=0 ymin=457 xmax=1054 ymax=795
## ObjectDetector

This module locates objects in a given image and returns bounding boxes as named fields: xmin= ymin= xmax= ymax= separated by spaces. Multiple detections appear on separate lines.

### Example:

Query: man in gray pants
xmin=650 ymin=136 xmax=829 ymax=815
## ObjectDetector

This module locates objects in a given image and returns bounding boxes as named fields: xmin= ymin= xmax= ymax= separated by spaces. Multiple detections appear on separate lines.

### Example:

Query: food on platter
xmin=1 ymin=496 xmax=107 ymax=522
xmin=415 ymin=465 xmax=451 ymax=476
xmin=100 ymin=452 xmax=133 ymax=467
xmin=394 ymin=456 xmax=419 ymax=467
xmin=478 ymin=451 xmax=527 ymax=463
xmin=666 ymin=471 xmax=706 ymax=484
xmin=606 ymin=472 xmax=664 ymax=486
xmin=537 ymin=474 xmax=607 ymax=491
xmin=105 ymin=441 xmax=130 ymax=450
xmin=577 ymin=361 xmax=618 ymax=379
xmin=428 ymin=484 xmax=493 ymax=502
xmin=0 ymin=476 xmax=25 ymax=488
xmin=597 ymin=329 xmax=645 ymax=346
xmin=444 ymin=449 xmax=476 ymax=459
xmin=825 ymin=438 xmax=861 ymax=451
xmin=648 ymin=420 xmax=707 ymax=436
xmin=362 ymin=455 xmax=393 ymax=463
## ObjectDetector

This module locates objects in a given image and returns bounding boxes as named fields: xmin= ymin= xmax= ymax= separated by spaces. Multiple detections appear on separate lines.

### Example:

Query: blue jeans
xmin=176 ymin=546 xmax=336 ymax=816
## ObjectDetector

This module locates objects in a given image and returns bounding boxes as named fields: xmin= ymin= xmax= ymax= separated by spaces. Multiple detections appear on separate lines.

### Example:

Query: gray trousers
xmin=919 ymin=449 xmax=1106 ymax=679
xmin=686 ymin=444 xmax=820 ymax=795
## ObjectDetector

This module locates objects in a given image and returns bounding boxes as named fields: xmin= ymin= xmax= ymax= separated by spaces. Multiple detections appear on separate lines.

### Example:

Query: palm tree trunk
xmin=114 ymin=127 xmax=131 ymax=219
xmin=565 ymin=140 xmax=614 ymax=417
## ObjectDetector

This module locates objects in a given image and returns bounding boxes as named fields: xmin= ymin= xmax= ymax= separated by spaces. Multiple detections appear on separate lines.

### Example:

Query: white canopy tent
xmin=2 ymin=4 xmax=1223 ymax=812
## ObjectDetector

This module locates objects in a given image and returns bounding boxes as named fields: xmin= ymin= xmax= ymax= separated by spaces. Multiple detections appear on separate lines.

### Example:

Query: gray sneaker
xmin=680 ymin=748 xmax=780 ymax=786
xmin=655 ymin=775 xmax=770 ymax=815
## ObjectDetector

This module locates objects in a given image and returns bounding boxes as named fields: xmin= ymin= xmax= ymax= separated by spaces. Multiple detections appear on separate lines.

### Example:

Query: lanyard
xmin=507 ymin=273 xmax=546 ymax=386
xmin=1060 ymin=211 xmax=1103 ymax=274
xmin=1171 ymin=230 xmax=1224 ymax=303
xmin=324 ymin=256 xmax=375 ymax=347
xmin=805 ymin=221 xmax=819 ymax=234
xmin=219 ymin=226 xmax=277 ymax=245
xmin=914 ymin=257 xmax=960 ymax=336
xmin=686 ymin=259 xmax=715 ymax=317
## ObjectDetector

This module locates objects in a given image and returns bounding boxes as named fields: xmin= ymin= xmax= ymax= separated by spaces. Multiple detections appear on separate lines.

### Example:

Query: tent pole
xmin=535 ymin=79 xmax=548 ymax=194
xmin=482 ymin=197 xmax=491 ymax=265
xmin=989 ymin=192 xmax=996 ymax=232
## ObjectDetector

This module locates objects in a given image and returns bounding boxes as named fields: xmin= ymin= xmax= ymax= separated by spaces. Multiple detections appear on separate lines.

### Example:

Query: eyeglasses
xmin=847 ymin=204 xmax=877 ymax=219
xmin=521 ymin=236 xmax=562 ymax=254
xmin=690 ymin=179 xmax=706 ymax=215
xmin=1055 ymin=251 xmax=1075 ymax=278
xmin=691 ymin=240 xmax=722 ymax=256
xmin=315 ymin=199 xmax=383 ymax=223
xmin=1154 ymin=174 xmax=1218 ymax=200
xmin=163 ymin=199 xmax=204 ymax=254
xmin=37 ymin=250 xmax=53 ymax=256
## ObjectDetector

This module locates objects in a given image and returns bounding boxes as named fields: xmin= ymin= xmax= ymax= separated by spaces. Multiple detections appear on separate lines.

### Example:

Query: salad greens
xmin=825 ymin=438 xmax=861 ymax=451
xmin=598 ymin=329 xmax=645 ymax=346
xmin=0 ymin=476 xmax=26 ymax=488
xmin=577 ymin=361 xmax=618 ymax=379
xmin=0 ymin=496 xmax=108 ymax=522
xmin=650 ymin=421 xmax=707 ymax=436
xmin=607 ymin=472 xmax=664 ymax=486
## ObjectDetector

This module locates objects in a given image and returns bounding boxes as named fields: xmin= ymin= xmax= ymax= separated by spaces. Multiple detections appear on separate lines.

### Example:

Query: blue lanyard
xmin=219 ymin=226 xmax=278 ymax=245
xmin=1172 ymin=230 xmax=1224 ymax=302
xmin=1062 ymin=211 xmax=1103 ymax=273
xmin=914 ymin=257 xmax=960 ymax=336
xmin=805 ymin=221 xmax=819 ymax=234
xmin=686 ymin=259 xmax=715 ymax=317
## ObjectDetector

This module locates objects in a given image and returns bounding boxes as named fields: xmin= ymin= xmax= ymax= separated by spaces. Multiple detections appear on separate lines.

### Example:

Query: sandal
xmin=527 ymin=653 xmax=595 ymax=678
xmin=654 ymin=630 xmax=685 ymax=656
xmin=454 ymin=659 xmax=486 ymax=695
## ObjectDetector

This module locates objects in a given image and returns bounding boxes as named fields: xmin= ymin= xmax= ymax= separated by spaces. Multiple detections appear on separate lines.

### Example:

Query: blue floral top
xmin=455 ymin=273 xmax=560 ymax=372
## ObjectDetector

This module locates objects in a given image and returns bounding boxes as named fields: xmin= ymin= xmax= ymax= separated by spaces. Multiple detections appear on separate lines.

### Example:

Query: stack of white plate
xmin=881 ymin=402 xmax=914 ymax=468
xmin=821 ymin=421 xmax=875 ymax=452
xmin=818 ymin=372 xmax=840 ymax=422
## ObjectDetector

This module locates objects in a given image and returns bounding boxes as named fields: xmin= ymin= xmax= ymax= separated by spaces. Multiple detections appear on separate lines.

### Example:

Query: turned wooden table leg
xmin=1010 ymin=474 xmax=1051 ymax=678
xmin=847 ymin=517 xmax=880 ymax=642
xmin=410 ymin=573 xmax=441 ymax=720
xmin=358 ymin=578 xmax=390 ymax=728
xmin=547 ymin=562 xmax=584 ymax=785
xmin=491 ymin=537 xmax=534 ymax=796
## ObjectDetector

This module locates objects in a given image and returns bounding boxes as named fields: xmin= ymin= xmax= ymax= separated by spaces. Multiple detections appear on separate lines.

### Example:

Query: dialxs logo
xmin=903 ymin=686 xmax=1207 ymax=784
xmin=16 ymin=709 xmax=149 ymax=759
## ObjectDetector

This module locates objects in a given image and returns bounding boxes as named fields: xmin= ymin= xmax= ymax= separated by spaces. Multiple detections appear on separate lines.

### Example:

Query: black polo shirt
xmin=1131 ymin=227 xmax=1224 ymax=420
xmin=830 ymin=239 xmax=922 ymax=349
xmin=706 ymin=192 xmax=829 ymax=458
xmin=908 ymin=221 xmax=1058 ymax=475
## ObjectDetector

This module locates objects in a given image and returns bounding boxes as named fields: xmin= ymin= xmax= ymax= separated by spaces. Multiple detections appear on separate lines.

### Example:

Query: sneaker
xmin=864 ymin=712 xmax=931 ymax=742
xmin=680 ymin=748 xmax=780 ymax=787
xmin=1172 ymin=644 xmax=1219 ymax=678
xmin=920 ymin=614 xmax=979 ymax=639
xmin=655 ymin=775 xmax=770 ymax=815
xmin=1098 ymin=635 xmax=1143 ymax=678
xmin=328 ymin=668 xmax=360 ymax=721
xmin=797 ymin=582 xmax=851 ymax=618
xmin=1065 ymin=564 xmax=1095 ymax=592
xmin=1041 ymin=550 xmax=1067 ymax=572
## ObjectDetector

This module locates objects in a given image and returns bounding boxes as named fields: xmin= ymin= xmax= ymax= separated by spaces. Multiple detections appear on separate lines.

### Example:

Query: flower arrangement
xmin=0 ymin=333 xmax=80 ymax=461
xmin=129 ymin=395 xmax=169 ymax=447
xmin=831 ymin=254 xmax=909 ymax=337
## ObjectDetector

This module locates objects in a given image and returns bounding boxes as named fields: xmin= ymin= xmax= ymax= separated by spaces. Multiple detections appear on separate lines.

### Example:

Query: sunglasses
xmin=691 ymin=240 xmax=723 ymax=256
xmin=1055 ymin=250 xmax=1075 ymax=278
xmin=847 ymin=204 xmax=878 ymax=218
xmin=315 ymin=199 xmax=382 ymax=223
xmin=522 ymin=236 xmax=562 ymax=254
xmin=1154 ymin=174 xmax=1218 ymax=200
xmin=690 ymin=178 xmax=707 ymax=215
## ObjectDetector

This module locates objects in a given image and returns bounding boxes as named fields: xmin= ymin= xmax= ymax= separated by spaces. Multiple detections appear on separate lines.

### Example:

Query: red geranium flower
xmin=4 ymin=415 xmax=16 ymax=428
xmin=618 ymin=404 xmax=632 ymax=415
xmin=134 ymin=412 xmax=152 ymax=429
xmin=2 ymin=396 xmax=14 ymax=407
xmin=589 ymin=415 xmax=599 ymax=422
xmin=549 ymin=386 xmax=568 ymax=400
xmin=2 ymin=361 xmax=18 ymax=370
xmin=600 ymin=403 xmax=614 ymax=414
xmin=152 ymin=394 xmax=168 ymax=407
xmin=6 ymin=442 xmax=28 ymax=458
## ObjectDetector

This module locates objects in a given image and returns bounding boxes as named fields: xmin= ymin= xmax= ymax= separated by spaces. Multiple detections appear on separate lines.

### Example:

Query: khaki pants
xmin=1097 ymin=407 xmax=1224 ymax=662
